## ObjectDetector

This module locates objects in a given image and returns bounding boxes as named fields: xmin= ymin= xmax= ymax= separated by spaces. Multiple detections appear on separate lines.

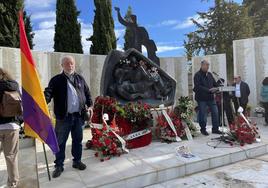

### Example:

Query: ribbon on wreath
xmin=123 ymin=129 xmax=151 ymax=141
xmin=181 ymin=121 xmax=193 ymax=140
xmin=90 ymin=114 xmax=129 ymax=153
xmin=159 ymin=104 xmax=181 ymax=142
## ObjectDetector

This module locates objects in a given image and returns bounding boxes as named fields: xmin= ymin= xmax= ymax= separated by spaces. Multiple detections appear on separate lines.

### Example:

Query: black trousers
xmin=233 ymin=97 xmax=247 ymax=114
xmin=217 ymin=96 xmax=234 ymax=125
xmin=263 ymin=102 xmax=268 ymax=124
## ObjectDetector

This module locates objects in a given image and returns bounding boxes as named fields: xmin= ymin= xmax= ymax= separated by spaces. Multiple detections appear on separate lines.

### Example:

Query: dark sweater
xmin=193 ymin=69 xmax=218 ymax=102
xmin=44 ymin=72 xmax=93 ymax=119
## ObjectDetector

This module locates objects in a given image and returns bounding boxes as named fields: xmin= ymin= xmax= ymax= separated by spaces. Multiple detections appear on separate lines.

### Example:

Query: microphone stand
xmin=211 ymin=73 xmax=231 ymax=146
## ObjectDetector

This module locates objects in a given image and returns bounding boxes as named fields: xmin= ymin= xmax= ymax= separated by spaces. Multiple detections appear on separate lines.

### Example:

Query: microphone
xmin=212 ymin=71 xmax=219 ymax=77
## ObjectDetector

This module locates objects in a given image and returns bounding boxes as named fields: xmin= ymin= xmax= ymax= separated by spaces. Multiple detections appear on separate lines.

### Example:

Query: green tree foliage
xmin=0 ymin=0 xmax=34 ymax=49
xmin=89 ymin=0 xmax=116 ymax=55
xmin=243 ymin=0 xmax=268 ymax=37
xmin=123 ymin=6 xmax=133 ymax=51
xmin=23 ymin=11 xmax=34 ymax=49
xmin=54 ymin=0 xmax=83 ymax=53
xmin=184 ymin=0 xmax=253 ymax=78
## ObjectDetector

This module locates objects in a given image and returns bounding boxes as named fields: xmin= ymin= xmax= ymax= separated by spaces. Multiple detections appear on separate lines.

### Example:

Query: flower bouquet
xmin=91 ymin=117 xmax=125 ymax=161
xmin=91 ymin=96 xmax=118 ymax=125
xmin=174 ymin=97 xmax=197 ymax=136
xmin=228 ymin=115 xmax=259 ymax=146
xmin=156 ymin=110 xmax=186 ymax=142
xmin=87 ymin=96 xmax=153 ymax=151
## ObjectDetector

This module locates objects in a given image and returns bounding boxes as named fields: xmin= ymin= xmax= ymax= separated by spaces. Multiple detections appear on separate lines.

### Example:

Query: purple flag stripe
xmin=22 ymin=88 xmax=59 ymax=153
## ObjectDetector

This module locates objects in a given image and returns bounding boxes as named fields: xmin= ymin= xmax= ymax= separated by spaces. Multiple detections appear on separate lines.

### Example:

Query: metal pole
xmin=42 ymin=143 xmax=51 ymax=181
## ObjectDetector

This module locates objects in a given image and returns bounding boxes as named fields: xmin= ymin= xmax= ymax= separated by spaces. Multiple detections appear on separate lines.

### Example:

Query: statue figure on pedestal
xmin=114 ymin=7 xmax=160 ymax=66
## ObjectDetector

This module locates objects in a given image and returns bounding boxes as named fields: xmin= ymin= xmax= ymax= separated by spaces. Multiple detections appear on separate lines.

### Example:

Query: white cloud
xmin=115 ymin=29 xmax=125 ymax=39
xmin=31 ymin=11 xmax=56 ymax=20
xmin=80 ymin=22 xmax=93 ymax=53
xmin=149 ymin=14 xmax=206 ymax=30
xmin=159 ymin=20 xmax=179 ymax=27
xmin=33 ymin=23 xmax=93 ymax=53
xmin=38 ymin=20 xmax=56 ymax=29
xmin=141 ymin=44 xmax=182 ymax=54
xmin=33 ymin=28 xmax=54 ymax=51
xmin=173 ymin=14 xmax=206 ymax=30
xmin=117 ymin=44 xmax=123 ymax=51
xmin=156 ymin=45 xmax=183 ymax=53
xmin=25 ymin=0 xmax=55 ymax=9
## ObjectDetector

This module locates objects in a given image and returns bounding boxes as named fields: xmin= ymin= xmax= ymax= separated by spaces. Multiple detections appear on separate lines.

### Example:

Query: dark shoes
xmin=201 ymin=130 xmax=209 ymax=136
xmin=212 ymin=130 xmax=223 ymax=134
xmin=72 ymin=162 xmax=87 ymax=170
xmin=52 ymin=166 xmax=64 ymax=178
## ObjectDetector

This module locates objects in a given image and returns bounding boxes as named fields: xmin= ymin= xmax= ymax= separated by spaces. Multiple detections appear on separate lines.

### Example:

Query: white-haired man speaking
xmin=44 ymin=55 xmax=93 ymax=178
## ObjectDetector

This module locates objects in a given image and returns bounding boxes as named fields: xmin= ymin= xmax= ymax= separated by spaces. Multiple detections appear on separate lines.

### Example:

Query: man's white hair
xmin=60 ymin=55 xmax=75 ymax=65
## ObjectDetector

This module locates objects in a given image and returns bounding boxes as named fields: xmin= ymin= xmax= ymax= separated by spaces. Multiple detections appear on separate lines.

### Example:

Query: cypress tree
xmin=0 ymin=0 xmax=34 ymax=49
xmin=89 ymin=0 xmax=116 ymax=55
xmin=54 ymin=0 xmax=83 ymax=53
xmin=123 ymin=6 xmax=133 ymax=51
xmin=23 ymin=11 xmax=34 ymax=49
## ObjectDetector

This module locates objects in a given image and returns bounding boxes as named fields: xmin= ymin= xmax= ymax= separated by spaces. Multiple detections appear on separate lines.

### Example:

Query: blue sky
xmin=25 ymin=0 xmax=243 ymax=57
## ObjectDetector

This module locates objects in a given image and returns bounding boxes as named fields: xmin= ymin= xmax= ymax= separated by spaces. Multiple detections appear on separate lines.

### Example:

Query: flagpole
xmin=42 ymin=143 xmax=51 ymax=181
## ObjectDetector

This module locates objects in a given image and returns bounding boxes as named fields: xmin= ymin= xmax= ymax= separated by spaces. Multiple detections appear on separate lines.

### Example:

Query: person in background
xmin=44 ymin=56 xmax=93 ymax=178
xmin=0 ymin=68 xmax=22 ymax=188
xmin=193 ymin=60 xmax=222 ymax=136
xmin=232 ymin=75 xmax=250 ymax=114
xmin=260 ymin=77 xmax=268 ymax=125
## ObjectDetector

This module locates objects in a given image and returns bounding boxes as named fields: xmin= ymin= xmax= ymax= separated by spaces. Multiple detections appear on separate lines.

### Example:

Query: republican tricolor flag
xmin=19 ymin=11 xmax=59 ymax=154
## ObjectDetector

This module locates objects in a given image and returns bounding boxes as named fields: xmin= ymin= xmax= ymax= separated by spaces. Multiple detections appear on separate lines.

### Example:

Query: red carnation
xmin=104 ymin=138 xmax=112 ymax=146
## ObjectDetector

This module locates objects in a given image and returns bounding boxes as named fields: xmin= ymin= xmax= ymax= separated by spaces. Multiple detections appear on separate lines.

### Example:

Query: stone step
xmin=19 ymin=138 xmax=35 ymax=149
xmin=36 ymin=120 xmax=268 ymax=188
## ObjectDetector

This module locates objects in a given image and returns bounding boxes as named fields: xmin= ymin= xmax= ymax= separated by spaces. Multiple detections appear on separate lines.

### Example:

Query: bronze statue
xmin=115 ymin=7 xmax=160 ymax=66
xmin=100 ymin=49 xmax=176 ymax=107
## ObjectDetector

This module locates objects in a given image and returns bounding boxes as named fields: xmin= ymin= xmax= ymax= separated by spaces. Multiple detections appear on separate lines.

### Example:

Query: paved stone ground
xmin=147 ymin=154 xmax=268 ymax=188
xmin=0 ymin=146 xmax=38 ymax=188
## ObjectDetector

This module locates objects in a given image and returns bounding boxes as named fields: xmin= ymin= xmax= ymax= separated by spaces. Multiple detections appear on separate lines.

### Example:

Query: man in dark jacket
xmin=232 ymin=75 xmax=250 ymax=114
xmin=44 ymin=56 xmax=93 ymax=178
xmin=193 ymin=60 xmax=222 ymax=136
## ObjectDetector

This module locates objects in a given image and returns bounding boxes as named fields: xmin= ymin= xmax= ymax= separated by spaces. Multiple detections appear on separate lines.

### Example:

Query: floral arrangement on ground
xmin=156 ymin=96 xmax=197 ymax=142
xmin=227 ymin=115 xmax=260 ymax=146
xmin=87 ymin=96 xmax=153 ymax=161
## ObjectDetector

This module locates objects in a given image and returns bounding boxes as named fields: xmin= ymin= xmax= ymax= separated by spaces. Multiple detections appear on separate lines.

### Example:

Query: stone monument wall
xmin=0 ymin=47 xmax=189 ymax=104
xmin=233 ymin=36 xmax=268 ymax=108
xmin=191 ymin=54 xmax=227 ymax=102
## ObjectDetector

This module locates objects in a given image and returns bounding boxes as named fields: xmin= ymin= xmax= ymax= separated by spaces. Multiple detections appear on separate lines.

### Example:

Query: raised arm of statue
xmin=114 ymin=7 xmax=128 ymax=26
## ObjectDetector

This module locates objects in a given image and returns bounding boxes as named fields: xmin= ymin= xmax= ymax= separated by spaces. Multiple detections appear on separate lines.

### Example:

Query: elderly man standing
xmin=232 ymin=75 xmax=250 ymax=114
xmin=44 ymin=56 xmax=93 ymax=178
xmin=193 ymin=60 xmax=222 ymax=136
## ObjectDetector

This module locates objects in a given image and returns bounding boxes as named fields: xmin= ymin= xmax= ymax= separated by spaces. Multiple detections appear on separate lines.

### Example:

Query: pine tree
xmin=89 ymin=0 xmax=116 ymax=55
xmin=243 ymin=0 xmax=268 ymax=37
xmin=54 ymin=0 xmax=83 ymax=53
xmin=0 ymin=0 xmax=34 ymax=49
xmin=184 ymin=0 xmax=253 ymax=78
xmin=123 ymin=6 xmax=133 ymax=51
